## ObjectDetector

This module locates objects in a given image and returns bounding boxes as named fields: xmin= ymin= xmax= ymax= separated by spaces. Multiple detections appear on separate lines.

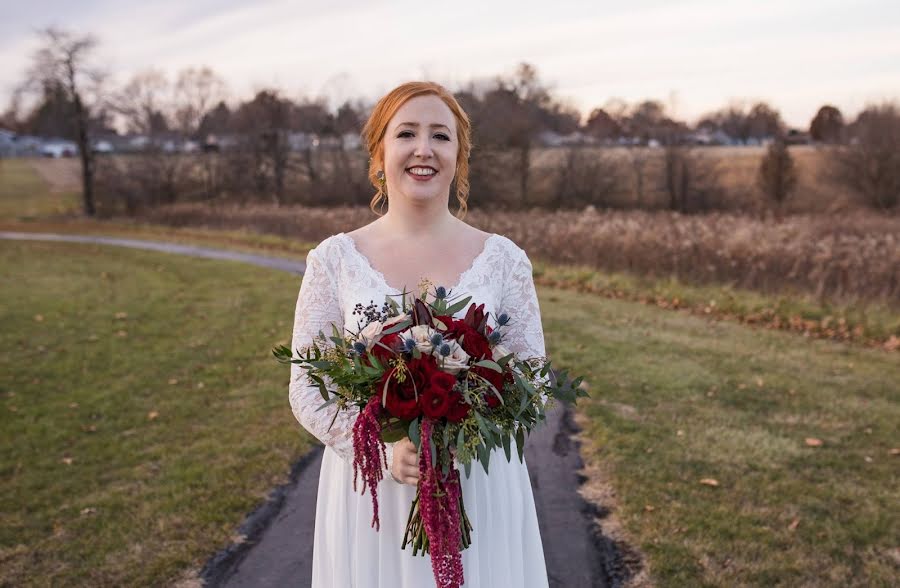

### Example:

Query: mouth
xmin=405 ymin=165 xmax=438 ymax=181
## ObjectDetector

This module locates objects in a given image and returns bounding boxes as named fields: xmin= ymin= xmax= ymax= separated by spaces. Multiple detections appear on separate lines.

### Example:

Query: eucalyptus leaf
xmin=408 ymin=418 xmax=420 ymax=448
xmin=473 ymin=359 xmax=502 ymax=372
xmin=445 ymin=295 xmax=473 ymax=316
xmin=516 ymin=426 xmax=525 ymax=463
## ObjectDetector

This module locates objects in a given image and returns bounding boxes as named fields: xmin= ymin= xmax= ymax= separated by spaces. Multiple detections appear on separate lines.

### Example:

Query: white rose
xmin=492 ymin=344 xmax=514 ymax=363
xmin=358 ymin=320 xmax=383 ymax=351
xmin=437 ymin=340 xmax=470 ymax=374
xmin=397 ymin=324 xmax=438 ymax=355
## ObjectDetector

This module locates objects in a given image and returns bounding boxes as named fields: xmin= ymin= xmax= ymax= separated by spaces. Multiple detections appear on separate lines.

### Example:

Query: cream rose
xmin=397 ymin=324 xmax=438 ymax=355
xmin=357 ymin=320 xmax=384 ymax=352
xmin=437 ymin=340 xmax=470 ymax=375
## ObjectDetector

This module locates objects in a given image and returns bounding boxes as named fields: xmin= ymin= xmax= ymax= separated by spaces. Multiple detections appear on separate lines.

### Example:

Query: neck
xmin=378 ymin=194 xmax=458 ymax=238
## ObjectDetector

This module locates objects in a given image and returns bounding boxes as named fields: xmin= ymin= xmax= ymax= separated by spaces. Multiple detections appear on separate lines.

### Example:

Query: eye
xmin=398 ymin=130 xmax=414 ymax=138
xmin=435 ymin=133 xmax=450 ymax=141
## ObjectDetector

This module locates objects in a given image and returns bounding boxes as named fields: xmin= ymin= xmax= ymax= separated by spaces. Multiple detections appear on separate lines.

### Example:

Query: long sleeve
xmin=289 ymin=245 xmax=395 ymax=478
xmin=499 ymin=245 xmax=551 ymax=399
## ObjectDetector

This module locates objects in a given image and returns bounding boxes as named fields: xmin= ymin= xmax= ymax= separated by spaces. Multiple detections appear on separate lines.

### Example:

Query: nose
xmin=414 ymin=135 xmax=434 ymax=159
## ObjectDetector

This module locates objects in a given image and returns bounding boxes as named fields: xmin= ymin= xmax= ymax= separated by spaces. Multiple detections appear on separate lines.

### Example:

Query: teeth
xmin=409 ymin=167 xmax=436 ymax=176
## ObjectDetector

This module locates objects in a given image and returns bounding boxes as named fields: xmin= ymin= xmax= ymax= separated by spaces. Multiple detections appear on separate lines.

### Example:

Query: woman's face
xmin=381 ymin=94 xmax=458 ymax=205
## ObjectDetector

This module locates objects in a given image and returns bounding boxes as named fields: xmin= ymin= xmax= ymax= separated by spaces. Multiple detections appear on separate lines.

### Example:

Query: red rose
xmin=420 ymin=370 xmax=457 ymax=419
xmin=367 ymin=332 xmax=401 ymax=367
xmin=380 ymin=356 xmax=434 ymax=420
xmin=444 ymin=319 xmax=491 ymax=360
xmin=446 ymin=390 xmax=471 ymax=423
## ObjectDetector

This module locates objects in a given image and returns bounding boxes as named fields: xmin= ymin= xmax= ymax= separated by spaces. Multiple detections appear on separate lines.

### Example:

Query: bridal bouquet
xmin=273 ymin=285 xmax=587 ymax=588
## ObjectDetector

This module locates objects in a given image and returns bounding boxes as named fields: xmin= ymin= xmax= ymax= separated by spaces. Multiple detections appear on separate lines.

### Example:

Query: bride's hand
xmin=391 ymin=437 xmax=419 ymax=485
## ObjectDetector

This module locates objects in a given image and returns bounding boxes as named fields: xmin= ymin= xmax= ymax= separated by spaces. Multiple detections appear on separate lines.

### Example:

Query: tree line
xmin=2 ymin=27 xmax=898 ymax=216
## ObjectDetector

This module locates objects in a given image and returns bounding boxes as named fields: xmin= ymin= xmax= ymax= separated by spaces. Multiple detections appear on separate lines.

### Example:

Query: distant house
xmin=0 ymin=128 xmax=14 ymax=156
xmin=40 ymin=139 xmax=78 ymax=158
xmin=784 ymin=129 xmax=811 ymax=145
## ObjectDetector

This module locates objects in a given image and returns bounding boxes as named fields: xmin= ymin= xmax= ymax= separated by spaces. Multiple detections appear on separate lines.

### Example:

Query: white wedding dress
xmin=288 ymin=232 xmax=550 ymax=588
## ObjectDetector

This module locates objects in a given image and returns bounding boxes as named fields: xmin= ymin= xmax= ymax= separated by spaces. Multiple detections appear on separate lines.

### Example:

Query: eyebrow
xmin=395 ymin=122 xmax=451 ymax=131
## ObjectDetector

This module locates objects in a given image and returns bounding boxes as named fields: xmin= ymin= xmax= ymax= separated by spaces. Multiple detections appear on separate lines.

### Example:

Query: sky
xmin=2 ymin=0 xmax=899 ymax=128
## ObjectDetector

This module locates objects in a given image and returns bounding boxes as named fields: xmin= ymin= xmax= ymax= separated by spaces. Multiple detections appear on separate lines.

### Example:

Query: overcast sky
xmin=2 ymin=0 xmax=898 ymax=127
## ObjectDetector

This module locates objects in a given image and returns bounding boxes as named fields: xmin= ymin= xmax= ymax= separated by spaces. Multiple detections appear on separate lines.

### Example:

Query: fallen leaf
xmin=699 ymin=478 xmax=719 ymax=487
xmin=61 ymin=457 xmax=73 ymax=465
xmin=196 ymin=382 xmax=205 ymax=389
xmin=168 ymin=378 xmax=178 ymax=385
xmin=87 ymin=334 xmax=98 ymax=341
xmin=676 ymin=429 xmax=684 ymax=436
xmin=115 ymin=312 xmax=128 ymax=319
xmin=805 ymin=438 xmax=823 ymax=447
xmin=69 ymin=402 xmax=79 ymax=409
xmin=864 ymin=456 xmax=873 ymax=463
xmin=34 ymin=314 xmax=44 ymax=322
xmin=756 ymin=377 xmax=764 ymax=387
xmin=80 ymin=507 xmax=97 ymax=516
xmin=788 ymin=518 xmax=800 ymax=531
xmin=147 ymin=410 xmax=159 ymax=420
xmin=116 ymin=330 xmax=127 ymax=337
xmin=644 ymin=504 xmax=655 ymax=512
xmin=889 ymin=448 xmax=900 ymax=456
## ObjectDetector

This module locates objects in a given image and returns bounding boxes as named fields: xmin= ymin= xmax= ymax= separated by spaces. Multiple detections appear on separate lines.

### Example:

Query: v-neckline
xmin=338 ymin=232 xmax=499 ymax=294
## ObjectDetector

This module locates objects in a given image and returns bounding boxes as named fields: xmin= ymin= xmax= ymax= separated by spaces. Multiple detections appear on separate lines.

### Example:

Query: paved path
xmin=0 ymin=231 xmax=306 ymax=274
xmin=3 ymin=231 xmax=630 ymax=587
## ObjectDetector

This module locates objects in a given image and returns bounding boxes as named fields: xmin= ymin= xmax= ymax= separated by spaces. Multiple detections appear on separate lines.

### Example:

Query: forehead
xmin=388 ymin=94 xmax=456 ymax=132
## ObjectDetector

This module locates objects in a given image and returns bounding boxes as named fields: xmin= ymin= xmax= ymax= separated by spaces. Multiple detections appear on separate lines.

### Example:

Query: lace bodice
xmin=288 ymin=231 xmax=547 ymax=476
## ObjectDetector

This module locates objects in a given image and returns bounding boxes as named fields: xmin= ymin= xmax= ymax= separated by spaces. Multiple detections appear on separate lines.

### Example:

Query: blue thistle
xmin=435 ymin=286 xmax=447 ymax=299
xmin=353 ymin=342 xmax=367 ymax=355
xmin=497 ymin=313 xmax=510 ymax=326
xmin=430 ymin=332 xmax=444 ymax=346
xmin=439 ymin=343 xmax=451 ymax=357
xmin=403 ymin=337 xmax=417 ymax=353
xmin=488 ymin=331 xmax=502 ymax=344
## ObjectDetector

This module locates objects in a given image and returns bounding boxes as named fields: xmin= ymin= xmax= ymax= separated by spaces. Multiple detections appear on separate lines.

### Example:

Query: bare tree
xmin=24 ymin=27 xmax=105 ymax=216
xmin=173 ymin=67 xmax=226 ymax=138
xmin=233 ymin=89 xmax=294 ymax=204
xmin=662 ymin=146 xmax=724 ymax=213
xmin=114 ymin=69 xmax=170 ymax=134
xmin=627 ymin=148 xmax=650 ymax=207
xmin=830 ymin=102 xmax=900 ymax=211
xmin=757 ymin=139 xmax=797 ymax=217
xmin=809 ymin=105 xmax=844 ymax=143
xmin=554 ymin=146 xmax=621 ymax=208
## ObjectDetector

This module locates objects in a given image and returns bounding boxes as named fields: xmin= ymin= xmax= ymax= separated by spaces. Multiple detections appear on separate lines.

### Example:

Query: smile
xmin=406 ymin=166 xmax=437 ymax=181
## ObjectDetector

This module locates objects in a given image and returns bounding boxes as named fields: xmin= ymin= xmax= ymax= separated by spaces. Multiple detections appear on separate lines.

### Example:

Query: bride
xmin=289 ymin=81 xmax=550 ymax=587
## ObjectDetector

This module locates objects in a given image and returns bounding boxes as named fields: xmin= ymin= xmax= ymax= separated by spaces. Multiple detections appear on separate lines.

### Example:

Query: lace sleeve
xmin=289 ymin=245 xmax=395 ymax=478
xmin=499 ymin=245 xmax=551 ymax=399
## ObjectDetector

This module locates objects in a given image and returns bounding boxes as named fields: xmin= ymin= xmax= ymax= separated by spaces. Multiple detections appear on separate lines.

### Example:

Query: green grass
xmin=0 ymin=159 xmax=79 ymax=220
xmin=0 ymin=240 xmax=312 ymax=586
xmin=541 ymin=288 xmax=900 ymax=587
xmin=2 ymin=239 xmax=897 ymax=586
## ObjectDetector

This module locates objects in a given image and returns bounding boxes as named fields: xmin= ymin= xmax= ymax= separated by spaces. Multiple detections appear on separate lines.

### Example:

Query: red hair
xmin=361 ymin=81 xmax=472 ymax=219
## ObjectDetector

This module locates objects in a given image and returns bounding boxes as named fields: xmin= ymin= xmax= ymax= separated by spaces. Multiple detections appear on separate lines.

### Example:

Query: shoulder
xmin=305 ymin=233 xmax=350 ymax=275
xmin=489 ymin=233 xmax=530 ymax=265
